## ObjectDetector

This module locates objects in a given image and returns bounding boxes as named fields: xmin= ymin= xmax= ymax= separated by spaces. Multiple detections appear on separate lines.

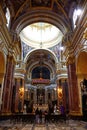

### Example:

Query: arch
xmin=27 ymin=60 xmax=55 ymax=81
xmin=24 ymin=48 xmax=58 ymax=64
xmin=28 ymin=61 xmax=53 ymax=74
xmin=12 ymin=9 xmax=69 ymax=35
xmin=76 ymin=51 xmax=87 ymax=116
xmin=32 ymin=66 xmax=50 ymax=79
xmin=76 ymin=51 xmax=87 ymax=75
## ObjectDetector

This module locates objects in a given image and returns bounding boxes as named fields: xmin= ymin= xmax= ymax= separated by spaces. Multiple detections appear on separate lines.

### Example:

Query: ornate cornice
xmin=15 ymin=60 xmax=26 ymax=78
xmin=66 ymin=56 xmax=75 ymax=66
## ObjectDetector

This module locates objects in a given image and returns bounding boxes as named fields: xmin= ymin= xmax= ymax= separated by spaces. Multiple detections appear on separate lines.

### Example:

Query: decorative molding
xmin=69 ymin=111 xmax=82 ymax=116
xmin=66 ymin=56 xmax=75 ymax=66
xmin=14 ymin=73 xmax=25 ymax=79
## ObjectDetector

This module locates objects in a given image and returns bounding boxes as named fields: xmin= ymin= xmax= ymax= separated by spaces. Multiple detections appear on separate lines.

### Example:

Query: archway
xmin=24 ymin=49 xmax=58 ymax=113
xmin=76 ymin=51 xmax=87 ymax=117
xmin=12 ymin=9 xmax=69 ymax=35
xmin=77 ymin=51 xmax=87 ymax=76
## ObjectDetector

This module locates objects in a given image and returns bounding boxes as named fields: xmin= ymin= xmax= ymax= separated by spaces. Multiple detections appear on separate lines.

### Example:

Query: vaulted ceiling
xmin=25 ymin=49 xmax=57 ymax=72
xmin=0 ymin=0 xmax=84 ymax=34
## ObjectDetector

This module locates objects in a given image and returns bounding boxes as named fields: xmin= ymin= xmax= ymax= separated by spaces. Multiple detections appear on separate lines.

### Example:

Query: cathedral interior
xmin=0 ymin=0 xmax=87 ymax=129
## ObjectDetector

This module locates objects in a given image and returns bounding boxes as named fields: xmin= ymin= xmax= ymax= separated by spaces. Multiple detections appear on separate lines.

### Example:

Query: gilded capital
xmin=66 ymin=56 xmax=75 ymax=66
xmin=7 ymin=54 xmax=16 ymax=64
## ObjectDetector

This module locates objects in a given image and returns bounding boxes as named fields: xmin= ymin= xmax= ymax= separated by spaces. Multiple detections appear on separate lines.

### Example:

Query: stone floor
xmin=0 ymin=119 xmax=87 ymax=130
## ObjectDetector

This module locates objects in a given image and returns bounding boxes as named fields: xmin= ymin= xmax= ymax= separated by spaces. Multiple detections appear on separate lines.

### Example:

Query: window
xmin=73 ymin=8 xmax=81 ymax=28
xmin=5 ymin=8 xmax=10 ymax=27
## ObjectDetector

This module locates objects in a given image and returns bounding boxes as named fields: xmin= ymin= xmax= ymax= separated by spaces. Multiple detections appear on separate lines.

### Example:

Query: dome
xmin=20 ymin=22 xmax=63 ymax=49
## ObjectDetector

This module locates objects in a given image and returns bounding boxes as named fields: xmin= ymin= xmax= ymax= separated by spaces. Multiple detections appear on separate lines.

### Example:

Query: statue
xmin=81 ymin=78 xmax=87 ymax=92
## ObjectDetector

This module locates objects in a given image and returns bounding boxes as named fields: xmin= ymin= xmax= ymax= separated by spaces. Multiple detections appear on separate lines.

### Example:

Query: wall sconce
xmin=58 ymin=87 xmax=63 ymax=99
xmin=19 ymin=87 xmax=24 ymax=99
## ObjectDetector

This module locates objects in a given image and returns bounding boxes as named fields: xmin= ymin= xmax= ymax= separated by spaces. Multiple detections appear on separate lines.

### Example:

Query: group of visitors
xmin=35 ymin=104 xmax=66 ymax=124
xmin=35 ymin=108 xmax=47 ymax=124
xmin=35 ymin=108 xmax=43 ymax=123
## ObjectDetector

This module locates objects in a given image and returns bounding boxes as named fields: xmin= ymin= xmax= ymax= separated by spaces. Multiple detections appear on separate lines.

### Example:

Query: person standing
xmin=39 ymin=109 xmax=42 ymax=123
xmin=60 ymin=104 xmax=66 ymax=122
xmin=35 ymin=108 xmax=39 ymax=123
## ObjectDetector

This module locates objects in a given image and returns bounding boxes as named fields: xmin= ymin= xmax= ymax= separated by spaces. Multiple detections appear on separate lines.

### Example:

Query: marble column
xmin=2 ymin=55 xmax=15 ymax=113
xmin=14 ymin=78 xmax=24 ymax=113
xmin=51 ymin=89 xmax=54 ymax=101
xmin=34 ymin=88 xmax=37 ymax=104
xmin=45 ymin=88 xmax=48 ymax=104
xmin=0 ymin=74 xmax=4 ymax=112
xmin=54 ymin=88 xmax=57 ymax=100
xmin=14 ymin=79 xmax=20 ymax=112
xmin=67 ymin=59 xmax=80 ymax=115
xmin=62 ymin=80 xmax=69 ymax=112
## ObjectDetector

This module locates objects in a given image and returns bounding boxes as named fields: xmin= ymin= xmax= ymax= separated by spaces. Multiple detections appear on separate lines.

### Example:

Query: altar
xmin=33 ymin=104 xmax=48 ymax=111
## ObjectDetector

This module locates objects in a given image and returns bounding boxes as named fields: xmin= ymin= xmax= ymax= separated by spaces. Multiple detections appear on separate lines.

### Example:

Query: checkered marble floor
xmin=0 ymin=120 xmax=87 ymax=130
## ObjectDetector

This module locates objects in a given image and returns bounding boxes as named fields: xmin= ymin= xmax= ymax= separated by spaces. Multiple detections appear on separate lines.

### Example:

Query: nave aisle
xmin=0 ymin=119 xmax=87 ymax=130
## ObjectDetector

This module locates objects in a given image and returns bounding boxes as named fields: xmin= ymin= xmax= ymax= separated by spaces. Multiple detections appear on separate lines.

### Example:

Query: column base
xmin=69 ymin=110 xmax=83 ymax=120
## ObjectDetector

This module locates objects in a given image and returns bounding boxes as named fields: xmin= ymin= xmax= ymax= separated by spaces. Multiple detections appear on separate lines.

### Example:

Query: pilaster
xmin=14 ymin=78 xmax=24 ymax=113
xmin=67 ymin=57 xmax=81 ymax=116
xmin=2 ymin=55 xmax=15 ymax=113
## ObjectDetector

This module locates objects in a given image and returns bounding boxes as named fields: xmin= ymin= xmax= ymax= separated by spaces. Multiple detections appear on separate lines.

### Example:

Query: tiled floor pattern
xmin=0 ymin=120 xmax=87 ymax=130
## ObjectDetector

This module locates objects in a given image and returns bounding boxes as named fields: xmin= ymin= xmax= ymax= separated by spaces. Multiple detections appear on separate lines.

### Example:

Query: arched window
xmin=32 ymin=66 xmax=50 ymax=79
xmin=5 ymin=8 xmax=10 ymax=27
xmin=73 ymin=8 xmax=81 ymax=28
xmin=73 ymin=9 xmax=78 ymax=28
